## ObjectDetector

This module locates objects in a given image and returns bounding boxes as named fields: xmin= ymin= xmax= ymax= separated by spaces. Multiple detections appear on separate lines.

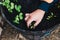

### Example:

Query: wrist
xmin=38 ymin=2 xmax=50 ymax=12
xmin=38 ymin=0 xmax=58 ymax=13
xmin=37 ymin=9 xmax=45 ymax=13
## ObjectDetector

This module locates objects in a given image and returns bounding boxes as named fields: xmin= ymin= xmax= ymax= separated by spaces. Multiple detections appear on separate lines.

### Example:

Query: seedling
xmin=19 ymin=12 xmax=23 ymax=20
xmin=57 ymin=2 xmax=60 ymax=8
xmin=13 ymin=15 xmax=19 ymax=24
xmin=29 ymin=21 xmax=35 ymax=29
xmin=46 ymin=12 xmax=56 ymax=20
xmin=13 ymin=12 xmax=23 ymax=24
xmin=15 ymin=5 xmax=21 ymax=12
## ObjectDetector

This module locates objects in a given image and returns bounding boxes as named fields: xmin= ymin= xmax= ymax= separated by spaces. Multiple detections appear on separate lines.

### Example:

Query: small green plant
xmin=0 ymin=0 xmax=22 ymax=13
xmin=46 ymin=12 xmax=56 ymax=20
xmin=13 ymin=13 xmax=23 ymax=24
xmin=57 ymin=2 xmax=60 ymax=8
xmin=13 ymin=15 xmax=19 ymax=24
xmin=29 ymin=21 xmax=35 ymax=29
xmin=19 ymin=12 xmax=23 ymax=20
xmin=15 ymin=5 xmax=21 ymax=12
xmin=0 ymin=0 xmax=24 ymax=24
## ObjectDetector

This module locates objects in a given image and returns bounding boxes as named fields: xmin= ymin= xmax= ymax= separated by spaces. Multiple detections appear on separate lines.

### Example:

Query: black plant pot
xmin=0 ymin=0 xmax=60 ymax=37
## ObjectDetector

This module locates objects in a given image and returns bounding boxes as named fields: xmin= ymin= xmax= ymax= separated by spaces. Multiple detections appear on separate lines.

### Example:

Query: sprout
xmin=1 ymin=0 xmax=22 ymax=13
xmin=7 ymin=2 xmax=14 ymax=13
xmin=6 ymin=4 xmax=10 ymax=8
xmin=13 ymin=12 xmax=24 ymax=24
xmin=30 ymin=26 xmax=34 ymax=29
xmin=0 ymin=0 xmax=23 ymax=24
xmin=13 ymin=15 xmax=19 ymax=24
xmin=1 ymin=0 xmax=13 ymax=13
xmin=46 ymin=15 xmax=52 ymax=20
xmin=46 ymin=18 xmax=49 ymax=20
xmin=46 ymin=12 xmax=56 ymax=20
xmin=5 ymin=0 xmax=10 ymax=4
xmin=10 ymin=2 xmax=14 ymax=9
xmin=19 ymin=12 xmax=23 ymax=20
xmin=8 ymin=8 xmax=13 ymax=13
xmin=51 ymin=12 xmax=53 ymax=16
xmin=2 ymin=2 xmax=6 ymax=6
xmin=58 ymin=2 xmax=60 ymax=8
xmin=15 ymin=5 xmax=21 ymax=12
xmin=30 ymin=21 xmax=35 ymax=29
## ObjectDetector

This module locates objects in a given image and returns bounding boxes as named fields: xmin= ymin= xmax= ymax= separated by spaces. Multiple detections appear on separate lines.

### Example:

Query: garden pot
xmin=0 ymin=0 xmax=60 ymax=37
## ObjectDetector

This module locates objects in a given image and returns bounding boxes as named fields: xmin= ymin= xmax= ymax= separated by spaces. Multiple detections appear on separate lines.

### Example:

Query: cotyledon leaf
xmin=51 ymin=12 xmax=53 ymax=16
xmin=13 ymin=15 xmax=19 ymax=24
xmin=5 ymin=0 xmax=10 ymax=4
xmin=15 ymin=5 xmax=21 ymax=12
xmin=19 ymin=12 xmax=23 ymax=20
xmin=10 ymin=2 xmax=14 ymax=9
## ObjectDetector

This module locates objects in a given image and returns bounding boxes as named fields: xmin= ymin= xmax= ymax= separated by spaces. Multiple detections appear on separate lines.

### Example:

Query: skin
xmin=43 ymin=0 xmax=54 ymax=3
xmin=25 ymin=0 xmax=54 ymax=28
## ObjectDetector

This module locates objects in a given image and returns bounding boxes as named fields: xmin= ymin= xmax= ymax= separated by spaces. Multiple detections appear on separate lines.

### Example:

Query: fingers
xmin=34 ymin=20 xmax=41 ymax=28
xmin=27 ymin=17 xmax=33 ymax=28
xmin=25 ymin=13 xmax=34 ymax=28
xmin=25 ymin=13 xmax=30 ymax=21
xmin=24 ymin=13 xmax=42 ymax=28
xmin=25 ymin=13 xmax=40 ymax=28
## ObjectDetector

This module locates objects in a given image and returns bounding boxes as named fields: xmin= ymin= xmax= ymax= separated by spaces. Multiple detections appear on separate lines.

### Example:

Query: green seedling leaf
xmin=5 ymin=0 xmax=10 ymax=4
xmin=9 ymin=9 xmax=12 ymax=13
xmin=46 ymin=18 xmax=49 ymax=20
xmin=2 ymin=1 xmax=10 ymax=8
xmin=29 ymin=21 xmax=35 ymax=29
xmin=2 ymin=2 xmax=6 ymax=6
xmin=19 ymin=12 xmax=23 ymax=20
xmin=15 ymin=5 xmax=21 ymax=12
xmin=48 ymin=16 xmax=51 ymax=18
xmin=10 ymin=2 xmax=14 ymax=9
xmin=46 ymin=16 xmax=52 ymax=20
xmin=2 ymin=1 xmax=12 ymax=13
xmin=51 ymin=12 xmax=53 ymax=16
xmin=13 ymin=15 xmax=19 ymax=24
xmin=46 ymin=12 xmax=54 ymax=20
xmin=8 ymin=8 xmax=13 ymax=13
xmin=57 ymin=2 xmax=60 ymax=8
xmin=30 ymin=26 xmax=34 ymax=29
xmin=7 ymin=4 xmax=11 ymax=9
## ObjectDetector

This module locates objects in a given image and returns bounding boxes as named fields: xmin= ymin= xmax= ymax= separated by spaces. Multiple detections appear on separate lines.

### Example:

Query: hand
xmin=25 ymin=9 xmax=45 ymax=28
xmin=42 ymin=0 xmax=53 ymax=3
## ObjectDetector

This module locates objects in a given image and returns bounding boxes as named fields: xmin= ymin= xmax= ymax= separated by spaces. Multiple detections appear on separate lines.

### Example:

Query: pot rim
xmin=1 ymin=7 xmax=60 ymax=37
